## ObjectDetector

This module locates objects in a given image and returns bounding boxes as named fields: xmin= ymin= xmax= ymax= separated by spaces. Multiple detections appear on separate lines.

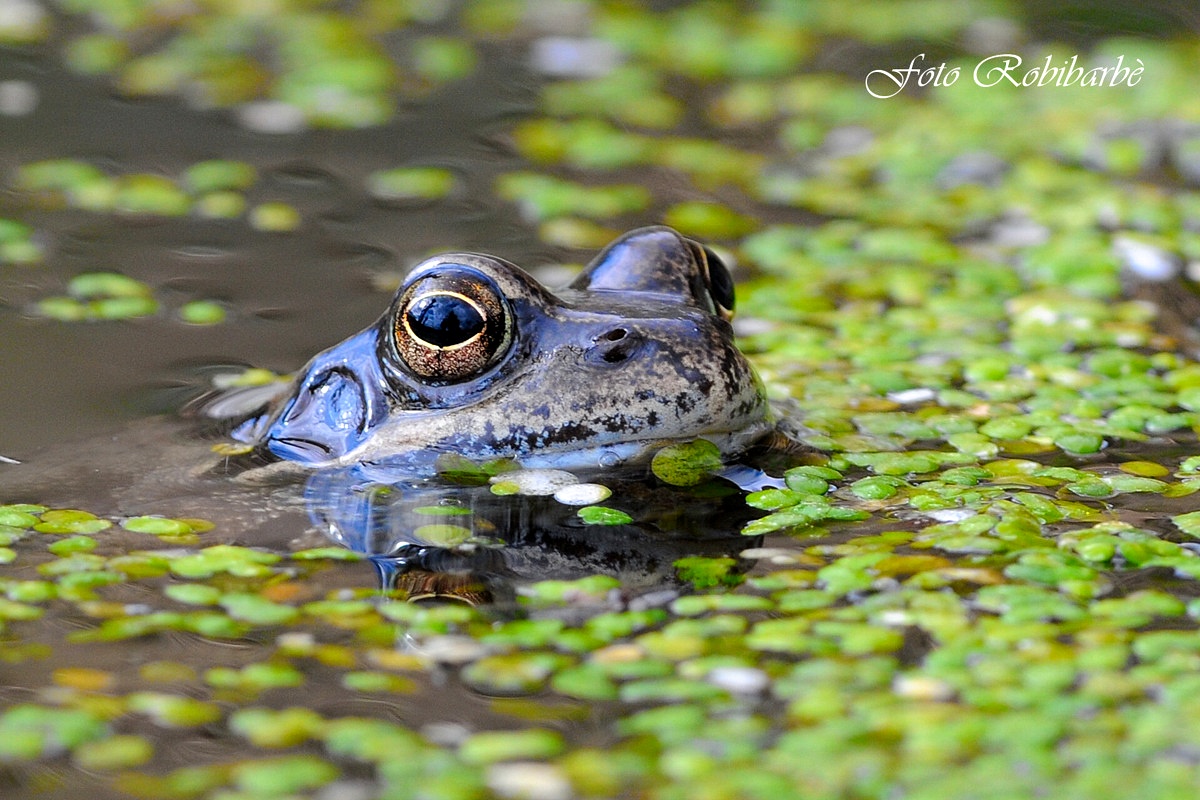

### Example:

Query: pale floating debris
xmin=590 ymin=643 xmax=644 ymax=664
xmin=491 ymin=468 xmax=580 ymax=496
xmin=0 ymin=79 xmax=37 ymax=116
xmin=628 ymin=588 xmax=678 ymax=611
xmin=962 ymin=16 xmax=1021 ymax=55
xmin=276 ymin=632 xmax=316 ymax=652
xmin=731 ymin=316 xmax=775 ymax=337
xmin=739 ymin=547 xmax=795 ymax=560
xmin=525 ymin=0 xmax=593 ymax=35
xmin=421 ymin=721 xmax=471 ymax=747
xmin=1113 ymin=234 xmax=1179 ymax=282
xmin=235 ymin=100 xmax=307 ymax=134
xmin=552 ymin=482 xmax=611 ymax=506
xmin=878 ymin=610 xmax=912 ymax=626
xmin=707 ymin=666 xmax=770 ymax=695
xmin=893 ymin=674 xmax=956 ymax=701
xmin=487 ymin=762 xmax=572 ymax=800
xmin=823 ymin=125 xmax=873 ymax=157
xmin=0 ymin=0 xmax=46 ymax=41
xmin=921 ymin=508 xmax=978 ymax=523
xmin=413 ymin=634 xmax=487 ymax=664
xmin=313 ymin=779 xmax=378 ymax=800
xmin=740 ymin=547 xmax=801 ymax=566
xmin=936 ymin=150 xmax=1007 ymax=189
xmin=529 ymin=36 xmax=622 ymax=78
xmin=715 ymin=464 xmax=785 ymax=492
xmin=887 ymin=387 xmax=937 ymax=405
xmin=989 ymin=215 xmax=1050 ymax=248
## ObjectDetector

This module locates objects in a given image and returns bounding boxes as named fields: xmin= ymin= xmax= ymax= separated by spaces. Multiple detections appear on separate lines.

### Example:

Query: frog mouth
xmin=264 ymin=435 xmax=338 ymax=463
xmin=261 ymin=366 xmax=373 ymax=465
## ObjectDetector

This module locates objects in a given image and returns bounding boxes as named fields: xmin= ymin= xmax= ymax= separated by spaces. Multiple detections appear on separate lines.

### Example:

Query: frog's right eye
xmin=391 ymin=267 xmax=512 ymax=382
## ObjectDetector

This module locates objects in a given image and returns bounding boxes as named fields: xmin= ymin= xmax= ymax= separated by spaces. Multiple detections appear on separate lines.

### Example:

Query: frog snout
xmin=262 ymin=367 xmax=372 ymax=463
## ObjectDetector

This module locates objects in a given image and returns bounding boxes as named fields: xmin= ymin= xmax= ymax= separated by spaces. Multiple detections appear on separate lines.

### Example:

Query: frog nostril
xmin=587 ymin=328 xmax=642 ymax=365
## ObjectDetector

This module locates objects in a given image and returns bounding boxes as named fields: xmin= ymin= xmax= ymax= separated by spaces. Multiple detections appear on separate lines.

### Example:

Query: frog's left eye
xmin=392 ymin=270 xmax=511 ymax=382
xmin=698 ymin=245 xmax=735 ymax=319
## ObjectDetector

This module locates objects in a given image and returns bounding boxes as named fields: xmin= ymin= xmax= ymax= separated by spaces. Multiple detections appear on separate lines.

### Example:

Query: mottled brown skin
xmin=245 ymin=227 xmax=772 ymax=474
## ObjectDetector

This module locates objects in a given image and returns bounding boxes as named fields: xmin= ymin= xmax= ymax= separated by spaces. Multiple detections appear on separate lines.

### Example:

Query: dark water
xmin=0 ymin=49 xmax=547 ymax=457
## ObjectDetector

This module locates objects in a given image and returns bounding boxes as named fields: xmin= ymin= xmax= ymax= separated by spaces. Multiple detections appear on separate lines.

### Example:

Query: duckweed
xmin=0 ymin=705 xmax=108 ymax=760
xmin=229 ymin=707 xmax=325 ymax=748
xmin=0 ymin=217 xmax=42 ymax=264
xmin=11 ymin=3 xmax=1200 ymax=800
xmin=36 ymin=273 xmax=159 ymax=322
xmin=650 ymin=439 xmax=723 ymax=486
xmin=169 ymin=545 xmax=282 ymax=578
xmin=662 ymin=200 xmax=758 ymax=239
xmin=576 ymin=505 xmax=632 ymax=525
xmin=121 ymin=516 xmax=196 ymax=536
xmin=459 ymin=729 xmax=565 ymax=764
xmin=72 ymin=734 xmax=154 ymax=771
xmin=114 ymin=174 xmax=191 ymax=216
xmin=230 ymin=754 xmax=339 ymax=795
xmin=34 ymin=509 xmax=112 ymax=534
xmin=126 ymin=692 xmax=222 ymax=728
xmin=411 ymin=36 xmax=477 ymax=82
xmin=183 ymin=160 xmax=257 ymax=194
xmin=496 ymin=172 xmax=650 ymax=221
xmin=178 ymin=300 xmax=228 ymax=325
xmin=218 ymin=593 xmax=300 ymax=626
xmin=249 ymin=202 xmax=301 ymax=232
xmin=367 ymin=166 xmax=458 ymax=202
xmin=674 ymin=556 xmax=743 ymax=590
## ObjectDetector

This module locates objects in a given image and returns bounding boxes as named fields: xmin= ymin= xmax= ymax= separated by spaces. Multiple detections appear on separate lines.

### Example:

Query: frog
xmin=232 ymin=226 xmax=774 ymax=476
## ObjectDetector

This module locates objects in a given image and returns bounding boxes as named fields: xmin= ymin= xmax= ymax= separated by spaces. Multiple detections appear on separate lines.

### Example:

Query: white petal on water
xmin=0 ymin=0 xmax=45 ymax=39
xmin=1113 ymin=234 xmax=1180 ymax=282
xmin=552 ymin=482 xmax=611 ymax=506
xmin=707 ymin=666 xmax=769 ymax=695
xmin=235 ymin=100 xmax=307 ymax=134
xmin=487 ymin=762 xmax=572 ymax=800
xmin=0 ymin=79 xmax=37 ymax=116
xmin=921 ymin=508 xmax=977 ymax=523
xmin=529 ymin=36 xmax=622 ymax=78
xmin=491 ymin=468 xmax=580 ymax=496
xmin=412 ymin=634 xmax=487 ymax=664
xmin=887 ymin=387 xmax=936 ymax=405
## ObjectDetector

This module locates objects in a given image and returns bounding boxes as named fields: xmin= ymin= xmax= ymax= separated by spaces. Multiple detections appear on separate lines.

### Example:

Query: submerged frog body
xmin=238 ymin=226 xmax=772 ymax=474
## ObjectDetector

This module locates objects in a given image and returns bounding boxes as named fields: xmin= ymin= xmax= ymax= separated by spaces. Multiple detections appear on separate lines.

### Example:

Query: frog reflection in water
xmin=236 ymin=226 xmax=774 ymax=476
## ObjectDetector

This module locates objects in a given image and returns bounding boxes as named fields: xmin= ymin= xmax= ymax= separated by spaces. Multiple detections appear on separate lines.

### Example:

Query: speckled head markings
xmin=249 ymin=226 xmax=772 ymax=472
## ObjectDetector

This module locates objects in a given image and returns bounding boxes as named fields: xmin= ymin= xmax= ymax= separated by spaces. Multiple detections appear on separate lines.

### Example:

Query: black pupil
xmin=407 ymin=294 xmax=485 ymax=347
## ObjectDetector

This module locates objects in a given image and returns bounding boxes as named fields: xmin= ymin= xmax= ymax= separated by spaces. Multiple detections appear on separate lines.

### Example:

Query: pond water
xmin=5 ymin=2 xmax=1200 ymax=799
